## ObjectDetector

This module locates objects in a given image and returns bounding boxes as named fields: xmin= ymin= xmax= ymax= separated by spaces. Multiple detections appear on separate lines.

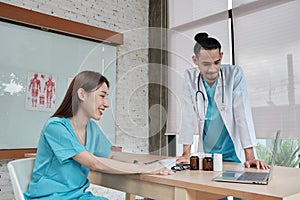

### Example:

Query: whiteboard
xmin=0 ymin=21 xmax=116 ymax=148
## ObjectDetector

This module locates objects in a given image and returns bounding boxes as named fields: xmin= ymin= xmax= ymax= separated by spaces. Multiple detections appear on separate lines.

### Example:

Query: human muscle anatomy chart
xmin=26 ymin=72 xmax=56 ymax=112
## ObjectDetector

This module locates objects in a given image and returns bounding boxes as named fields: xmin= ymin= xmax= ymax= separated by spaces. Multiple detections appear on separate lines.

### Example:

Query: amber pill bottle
xmin=203 ymin=153 xmax=213 ymax=171
xmin=190 ymin=154 xmax=199 ymax=170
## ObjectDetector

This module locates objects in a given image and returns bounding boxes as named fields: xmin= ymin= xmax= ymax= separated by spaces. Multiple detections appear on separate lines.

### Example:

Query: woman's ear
xmin=77 ymin=88 xmax=86 ymax=101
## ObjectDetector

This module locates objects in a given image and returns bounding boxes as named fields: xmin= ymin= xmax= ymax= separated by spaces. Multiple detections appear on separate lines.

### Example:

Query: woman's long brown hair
xmin=52 ymin=71 xmax=109 ymax=118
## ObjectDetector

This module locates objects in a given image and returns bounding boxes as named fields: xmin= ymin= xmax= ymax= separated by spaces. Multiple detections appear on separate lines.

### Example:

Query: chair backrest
xmin=7 ymin=157 xmax=35 ymax=200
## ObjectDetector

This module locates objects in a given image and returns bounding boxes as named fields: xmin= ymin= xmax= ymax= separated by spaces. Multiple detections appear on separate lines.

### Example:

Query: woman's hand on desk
xmin=151 ymin=166 xmax=174 ymax=175
xmin=145 ymin=163 xmax=174 ymax=175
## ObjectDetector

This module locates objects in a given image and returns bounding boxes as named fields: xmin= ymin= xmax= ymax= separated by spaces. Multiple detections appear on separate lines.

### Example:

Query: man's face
xmin=192 ymin=49 xmax=223 ymax=86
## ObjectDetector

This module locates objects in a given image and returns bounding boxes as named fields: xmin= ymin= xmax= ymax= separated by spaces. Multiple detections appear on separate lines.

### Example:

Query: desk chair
xmin=7 ymin=157 xmax=35 ymax=200
xmin=8 ymin=148 xmax=125 ymax=200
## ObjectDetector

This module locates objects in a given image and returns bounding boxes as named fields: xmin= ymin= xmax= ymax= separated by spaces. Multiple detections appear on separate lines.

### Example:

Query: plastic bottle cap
xmin=191 ymin=153 xmax=199 ymax=157
xmin=204 ymin=153 xmax=212 ymax=157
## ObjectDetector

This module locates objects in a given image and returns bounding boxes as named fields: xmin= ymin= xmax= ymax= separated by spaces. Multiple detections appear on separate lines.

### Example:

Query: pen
xmin=133 ymin=160 xmax=159 ymax=165
xmin=144 ymin=160 xmax=159 ymax=165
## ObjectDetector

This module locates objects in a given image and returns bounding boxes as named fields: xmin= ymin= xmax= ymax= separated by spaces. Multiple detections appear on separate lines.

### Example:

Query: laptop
xmin=212 ymin=130 xmax=280 ymax=185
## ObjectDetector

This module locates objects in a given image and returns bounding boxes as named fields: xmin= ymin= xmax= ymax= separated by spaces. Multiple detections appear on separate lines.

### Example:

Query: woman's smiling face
xmin=80 ymin=82 xmax=109 ymax=120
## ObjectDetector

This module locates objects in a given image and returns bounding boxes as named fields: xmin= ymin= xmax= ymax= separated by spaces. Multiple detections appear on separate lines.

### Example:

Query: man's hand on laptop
xmin=244 ymin=159 xmax=270 ymax=170
xmin=244 ymin=147 xmax=270 ymax=170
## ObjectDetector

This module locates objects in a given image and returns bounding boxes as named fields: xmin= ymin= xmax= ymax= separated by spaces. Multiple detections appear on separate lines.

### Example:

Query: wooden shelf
xmin=0 ymin=2 xmax=123 ymax=45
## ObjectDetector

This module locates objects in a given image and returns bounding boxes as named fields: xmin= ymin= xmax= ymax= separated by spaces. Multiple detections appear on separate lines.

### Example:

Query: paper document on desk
xmin=158 ymin=158 xmax=176 ymax=170
xmin=135 ymin=158 xmax=176 ymax=170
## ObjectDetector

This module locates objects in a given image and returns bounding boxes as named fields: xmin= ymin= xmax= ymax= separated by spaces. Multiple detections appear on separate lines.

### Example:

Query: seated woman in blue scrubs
xmin=24 ymin=71 xmax=173 ymax=200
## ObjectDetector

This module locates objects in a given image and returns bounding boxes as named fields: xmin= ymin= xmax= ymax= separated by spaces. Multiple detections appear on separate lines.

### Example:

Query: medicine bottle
xmin=213 ymin=153 xmax=223 ymax=171
xmin=203 ymin=153 xmax=213 ymax=171
xmin=190 ymin=153 xmax=199 ymax=170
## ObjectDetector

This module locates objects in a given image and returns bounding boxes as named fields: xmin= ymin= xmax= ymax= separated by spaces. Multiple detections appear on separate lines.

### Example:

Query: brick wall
xmin=0 ymin=159 xmax=13 ymax=200
xmin=1 ymin=0 xmax=150 ymax=153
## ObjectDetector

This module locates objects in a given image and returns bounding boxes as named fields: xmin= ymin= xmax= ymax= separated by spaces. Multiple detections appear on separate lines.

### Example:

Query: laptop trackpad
xmin=217 ymin=171 xmax=244 ymax=180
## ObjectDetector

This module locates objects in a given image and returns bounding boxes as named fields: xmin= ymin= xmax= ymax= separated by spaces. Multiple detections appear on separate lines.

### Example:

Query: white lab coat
xmin=178 ymin=64 xmax=257 ymax=162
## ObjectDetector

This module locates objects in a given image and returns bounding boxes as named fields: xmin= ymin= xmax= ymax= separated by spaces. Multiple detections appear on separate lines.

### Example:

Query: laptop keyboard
xmin=237 ymin=172 xmax=269 ymax=181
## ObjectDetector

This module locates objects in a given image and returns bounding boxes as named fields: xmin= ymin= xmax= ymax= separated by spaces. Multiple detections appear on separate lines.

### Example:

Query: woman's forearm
xmin=73 ymin=150 xmax=165 ymax=174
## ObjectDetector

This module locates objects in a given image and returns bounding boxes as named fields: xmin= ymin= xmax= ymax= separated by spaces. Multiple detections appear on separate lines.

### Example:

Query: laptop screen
xmin=268 ymin=130 xmax=280 ymax=181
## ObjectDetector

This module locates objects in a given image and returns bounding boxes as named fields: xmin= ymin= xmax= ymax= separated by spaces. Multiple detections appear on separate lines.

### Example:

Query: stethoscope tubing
xmin=195 ymin=69 xmax=225 ymax=121
xmin=196 ymin=69 xmax=224 ymax=104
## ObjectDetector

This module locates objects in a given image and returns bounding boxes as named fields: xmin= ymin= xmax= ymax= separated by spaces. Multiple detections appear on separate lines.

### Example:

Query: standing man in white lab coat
xmin=177 ymin=32 xmax=269 ymax=169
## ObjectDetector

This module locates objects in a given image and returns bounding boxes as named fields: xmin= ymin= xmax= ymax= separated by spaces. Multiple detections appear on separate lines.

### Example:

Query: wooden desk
xmin=88 ymin=152 xmax=300 ymax=200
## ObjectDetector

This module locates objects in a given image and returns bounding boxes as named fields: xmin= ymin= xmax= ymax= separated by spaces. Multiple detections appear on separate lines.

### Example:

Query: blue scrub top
xmin=202 ymin=80 xmax=240 ymax=163
xmin=24 ymin=117 xmax=112 ymax=200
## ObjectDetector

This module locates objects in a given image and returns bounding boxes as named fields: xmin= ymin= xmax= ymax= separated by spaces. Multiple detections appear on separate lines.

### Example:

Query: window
xmin=167 ymin=0 xmax=300 ymax=140
xmin=167 ymin=0 xmax=230 ymax=136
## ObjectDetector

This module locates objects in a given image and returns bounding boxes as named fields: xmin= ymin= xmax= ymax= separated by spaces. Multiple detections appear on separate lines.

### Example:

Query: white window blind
xmin=167 ymin=0 xmax=230 ymax=134
xmin=168 ymin=0 xmax=229 ymax=29
xmin=167 ymin=0 xmax=299 ymax=139
xmin=233 ymin=0 xmax=300 ymax=138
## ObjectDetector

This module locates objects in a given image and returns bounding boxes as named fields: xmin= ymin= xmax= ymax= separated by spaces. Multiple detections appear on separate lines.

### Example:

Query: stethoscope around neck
xmin=195 ymin=69 xmax=225 ymax=121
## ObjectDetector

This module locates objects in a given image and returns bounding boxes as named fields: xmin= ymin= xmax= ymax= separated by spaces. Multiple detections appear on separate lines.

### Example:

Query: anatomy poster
xmin=26 ymin=72 xmax=56 ymax=112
